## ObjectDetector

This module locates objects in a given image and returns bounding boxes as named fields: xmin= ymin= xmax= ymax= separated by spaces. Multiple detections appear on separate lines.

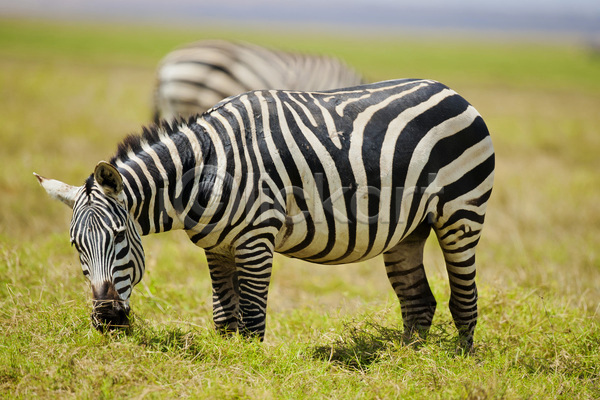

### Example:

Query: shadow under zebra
xmin=310 ymin=317 xmax=465 ymax=371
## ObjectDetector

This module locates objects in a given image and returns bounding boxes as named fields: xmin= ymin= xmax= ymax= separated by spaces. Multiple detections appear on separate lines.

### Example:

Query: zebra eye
xmin=115 ymin=230 xmax=126 ymax=242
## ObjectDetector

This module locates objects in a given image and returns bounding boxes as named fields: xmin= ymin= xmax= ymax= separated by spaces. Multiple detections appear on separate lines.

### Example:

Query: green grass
xmin=1 ymin=18 xmax=599 ymax=399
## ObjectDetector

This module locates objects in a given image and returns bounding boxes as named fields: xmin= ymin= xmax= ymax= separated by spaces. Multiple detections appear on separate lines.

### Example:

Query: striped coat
xmin=153 ymin=40 xmax=364 ymax=121
xmin=37 ymin=79 xmax=494 ymax=350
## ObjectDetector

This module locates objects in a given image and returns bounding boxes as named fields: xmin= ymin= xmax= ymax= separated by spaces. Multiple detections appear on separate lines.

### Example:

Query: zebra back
xmin=153 ymin=40 xmax=364 ymax=122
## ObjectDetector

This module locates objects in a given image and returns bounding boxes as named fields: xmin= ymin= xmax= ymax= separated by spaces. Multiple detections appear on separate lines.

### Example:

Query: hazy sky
xmin=2 ymin=0 xmax=599 ymax=11
xmin=1 ymin=0 xmax=599 ymax=36
xmin=362 ymin=0 xmax=599 ymax=11
xmin=2 ymin=0 xmax=599 ymax=15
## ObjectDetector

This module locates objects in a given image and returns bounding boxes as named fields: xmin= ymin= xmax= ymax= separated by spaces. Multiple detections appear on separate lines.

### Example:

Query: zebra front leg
xmin=384 ymin=228 xmax=436 ymax=344
xmin=233 ymin=238 xmax=275 ymax=341
xmin=205 ymin=251 xmax=240 ymax=335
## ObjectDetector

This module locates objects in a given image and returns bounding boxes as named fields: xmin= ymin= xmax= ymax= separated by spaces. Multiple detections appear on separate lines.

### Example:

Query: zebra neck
xmin=119 ymin=172 xmax=173 ymax=236
xmin=114 ymin=121 xmax=215 ymax=236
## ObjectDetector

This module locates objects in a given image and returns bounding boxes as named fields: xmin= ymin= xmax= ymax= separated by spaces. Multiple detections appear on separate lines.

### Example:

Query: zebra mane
xmin=85 ymin=174 xmax=94 ymax=196
xmin=109 ymin=117 xmax=197 ymax=165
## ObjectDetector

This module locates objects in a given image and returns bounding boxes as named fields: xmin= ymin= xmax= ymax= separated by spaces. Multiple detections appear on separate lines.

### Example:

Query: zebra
xmin=153 ymin=39 xmax=364 ymax=122
xmin=35 ymin=79 xmax=495 ymax=350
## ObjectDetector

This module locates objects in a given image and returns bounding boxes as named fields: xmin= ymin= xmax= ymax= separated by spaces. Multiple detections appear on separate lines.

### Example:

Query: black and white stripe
xmin=153 ymin=40 xmax=364 ymax=122
xmin=38 ymin=79 xmax=494 ymax=348
xmin=69 ymin=176 xmax=145 ymax=300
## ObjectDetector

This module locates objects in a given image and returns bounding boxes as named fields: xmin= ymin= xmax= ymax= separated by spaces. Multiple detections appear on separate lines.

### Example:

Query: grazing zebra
xmin=36 ymin=79 xmax=494 ymax=350
xmin=153 ymin=39 xmax=364 ymax=122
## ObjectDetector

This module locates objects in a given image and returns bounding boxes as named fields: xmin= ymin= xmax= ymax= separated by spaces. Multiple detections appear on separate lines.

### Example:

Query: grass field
xmin=1 ymin=18 xmax=599 ymax=399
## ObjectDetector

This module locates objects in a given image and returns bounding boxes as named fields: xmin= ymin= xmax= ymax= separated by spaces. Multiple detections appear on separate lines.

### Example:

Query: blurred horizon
xmin=2 ymin=0 xmax=599 ymax=41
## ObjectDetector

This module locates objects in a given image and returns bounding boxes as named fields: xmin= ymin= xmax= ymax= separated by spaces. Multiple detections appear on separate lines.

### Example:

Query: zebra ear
xmin=34 ymin=173 xmax=79 ymax=209
xmin=94 ymin=161 xmax=123 ymax=199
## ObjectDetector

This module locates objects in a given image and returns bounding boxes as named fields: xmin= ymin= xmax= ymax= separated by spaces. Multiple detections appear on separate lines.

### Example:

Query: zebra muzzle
xmin=91 ymin=282 xmax=131 ymax=332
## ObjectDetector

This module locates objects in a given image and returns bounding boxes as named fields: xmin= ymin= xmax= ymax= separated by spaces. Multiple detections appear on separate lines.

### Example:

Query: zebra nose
xmin=91 ymin=281 xmax=131 ymax=332
xmin=91 ymin=301 xmax=131 ymax=332
xmin=115 ymin=301 xmax=130 ymax=314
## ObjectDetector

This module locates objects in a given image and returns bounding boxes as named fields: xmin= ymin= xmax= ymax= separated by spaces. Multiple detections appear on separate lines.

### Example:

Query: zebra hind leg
xmin=384 ymin=224 xmax=436 ymax=345
xmin=434 ymin=215 xmax=484 ymax=352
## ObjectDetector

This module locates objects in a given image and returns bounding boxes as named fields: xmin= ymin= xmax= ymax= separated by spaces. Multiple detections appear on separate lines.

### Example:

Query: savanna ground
xmin=0 ymin=18 xmax=599 ymax=399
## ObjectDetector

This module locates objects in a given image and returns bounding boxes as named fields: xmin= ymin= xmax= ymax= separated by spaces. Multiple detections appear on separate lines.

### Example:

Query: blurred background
xmin=0 ymin=0 xmax=599 ymax=330
xmin=2 ymin=0 xmax=600 ymax=37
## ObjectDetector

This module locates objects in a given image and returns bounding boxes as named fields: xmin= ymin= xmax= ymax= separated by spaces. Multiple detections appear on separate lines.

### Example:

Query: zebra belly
xmin=274 ymin=221 xmax=396 ymax=265
xmin=272 ymin=181 xmax=423 ymax=265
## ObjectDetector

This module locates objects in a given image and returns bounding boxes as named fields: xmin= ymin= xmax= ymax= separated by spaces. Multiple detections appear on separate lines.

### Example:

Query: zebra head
xmin=35 ymin=161 xmax=144 ymax=331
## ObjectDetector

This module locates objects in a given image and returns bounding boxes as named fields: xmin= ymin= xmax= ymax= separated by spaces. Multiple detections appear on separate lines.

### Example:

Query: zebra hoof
xmin=455 ymin=338 xmax=474 ymax=356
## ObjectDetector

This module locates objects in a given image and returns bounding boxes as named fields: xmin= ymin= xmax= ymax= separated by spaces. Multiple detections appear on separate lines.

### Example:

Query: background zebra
xmin=153 ymin=39 xmax=364 ymax=122
xmin=36 ymin=79 xmax=494 ymax=350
